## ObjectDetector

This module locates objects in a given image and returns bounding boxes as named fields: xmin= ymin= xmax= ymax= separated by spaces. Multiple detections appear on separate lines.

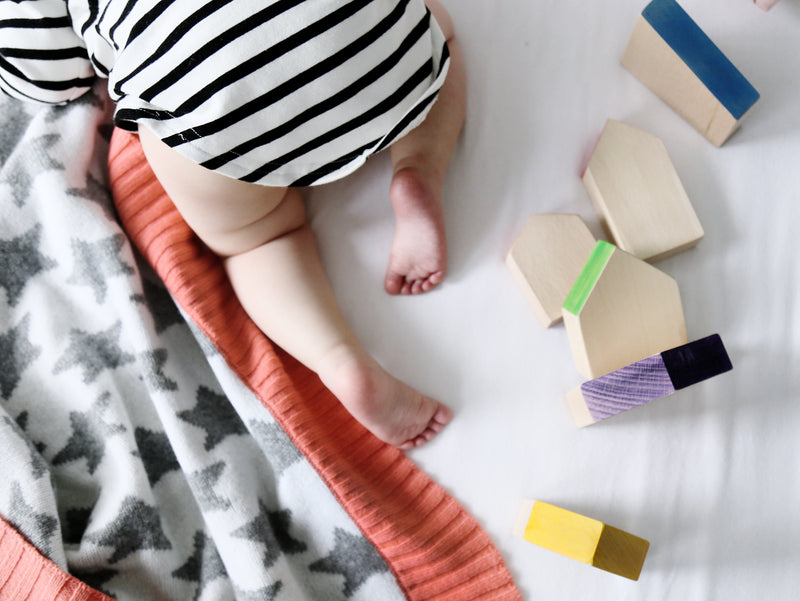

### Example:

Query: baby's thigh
xmin=138 ymin=125 xmax=304 ymax=257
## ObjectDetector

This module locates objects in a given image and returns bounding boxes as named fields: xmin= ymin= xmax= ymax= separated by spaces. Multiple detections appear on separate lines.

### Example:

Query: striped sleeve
xmin=0 ymin=0 xmax=96 ymax=104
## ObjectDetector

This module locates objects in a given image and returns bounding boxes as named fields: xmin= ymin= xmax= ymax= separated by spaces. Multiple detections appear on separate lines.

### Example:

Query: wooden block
xmin=562 ymin=241 xmax=687 ymax=378
xmin=513 ymin=500 xmax=650 ymax=581
xmin=755 ymin=0 xmax=780 ymax=11
xmin=582 ymin=119 xmax=704 ymax=262
xmin=506 ymin=214 xmax=596 ymax=327
xmin=566 ymin=334 xmax=733 ymax=426
xmin=621 ymin=0 xmax=760 ymax=146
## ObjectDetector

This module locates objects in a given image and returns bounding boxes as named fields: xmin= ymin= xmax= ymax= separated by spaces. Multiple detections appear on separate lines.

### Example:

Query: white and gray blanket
xmin=0 ymin=85 xmax=406 ymax=601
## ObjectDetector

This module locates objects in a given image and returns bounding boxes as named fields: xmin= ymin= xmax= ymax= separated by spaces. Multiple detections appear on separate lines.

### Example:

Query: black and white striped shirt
xmin=0 ymin=0 xmax=449 ymax=186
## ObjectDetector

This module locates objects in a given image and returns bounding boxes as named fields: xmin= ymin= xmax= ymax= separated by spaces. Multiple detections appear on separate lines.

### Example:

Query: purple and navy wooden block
xmin=622 ymin=0 xmax=760 ymax=146
xmin=566 ymin=334 xmax=732 ymax=427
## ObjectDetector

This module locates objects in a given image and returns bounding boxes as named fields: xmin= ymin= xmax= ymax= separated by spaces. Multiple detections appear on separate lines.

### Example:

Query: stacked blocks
xmin=506 ymin=214 xmax=596 ymax=327
xmin=582 ymin=119 xmax=703 ymax=262
xmin=622 ymin=0 xmax=760 ymax=146
xmin=562 ymin=240 xmax=687 ymax=379
xmin=566 ymin=334 xmax=733 ymax=427
xmin=513 ymin=501 xmax=650 ymax=581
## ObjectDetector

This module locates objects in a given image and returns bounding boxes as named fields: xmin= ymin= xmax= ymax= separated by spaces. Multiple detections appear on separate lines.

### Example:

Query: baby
xmin=0 ymin=0 xmax=465 ymax=450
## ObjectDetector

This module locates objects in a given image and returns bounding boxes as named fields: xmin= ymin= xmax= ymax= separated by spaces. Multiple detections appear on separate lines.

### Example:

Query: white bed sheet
xmin=306 ymin=0 xmax=800 ymax=599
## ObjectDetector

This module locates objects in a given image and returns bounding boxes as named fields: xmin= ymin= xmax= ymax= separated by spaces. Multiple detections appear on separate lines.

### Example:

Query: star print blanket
xmin=0 ymin=85 xmax=520 ymax=601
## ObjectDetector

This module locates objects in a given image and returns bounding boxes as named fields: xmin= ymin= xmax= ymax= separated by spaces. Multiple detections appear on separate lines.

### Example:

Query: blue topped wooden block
xmin=622 ymin=0 xmax=759 ymax=146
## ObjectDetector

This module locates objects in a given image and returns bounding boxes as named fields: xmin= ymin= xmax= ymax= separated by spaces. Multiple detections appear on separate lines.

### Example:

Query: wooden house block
xmin=621 ymin=0 xmax=760 ymax=146
xmin=582 ymin=119 xmax=704 ymax=262
xmin=506 ymin=214 xmax=596 ymax=327
xmin=566 ymin=334 xmax=733 ymax=427
xmin=755 ymin=0 xmax=780 ymax=11
xmin=562 ymin=241 xmax=687 ymax=379
xmin=513 ymin=500 xmax=650 ymax=581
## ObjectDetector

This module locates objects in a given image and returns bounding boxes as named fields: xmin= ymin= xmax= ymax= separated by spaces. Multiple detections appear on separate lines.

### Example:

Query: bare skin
xmin=138 ymin=0 xmax=465 ymax=450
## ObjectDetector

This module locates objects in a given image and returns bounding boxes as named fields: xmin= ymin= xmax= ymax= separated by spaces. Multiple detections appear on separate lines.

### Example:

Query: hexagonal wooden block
xmin=506 ymin=214 xmax=596 ymax=327
xmin=582 ymin=119 xmax=703 ymax=262
xmin=562 ymin=241 xmax=687 ymax=379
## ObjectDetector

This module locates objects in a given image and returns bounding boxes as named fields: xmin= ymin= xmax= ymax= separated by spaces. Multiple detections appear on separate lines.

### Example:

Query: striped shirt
xmin=0 ymin=0 xmax=450 ymax=186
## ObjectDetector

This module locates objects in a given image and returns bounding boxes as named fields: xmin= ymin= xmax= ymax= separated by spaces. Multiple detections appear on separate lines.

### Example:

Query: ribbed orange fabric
xmin=0 ymin=517 xmax=113 ymax=601
xmin=102 ymin=129 xmax=522 ymax=601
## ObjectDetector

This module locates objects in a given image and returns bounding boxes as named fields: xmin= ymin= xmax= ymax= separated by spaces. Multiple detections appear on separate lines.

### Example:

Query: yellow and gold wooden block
xmin=513 ymin=500 xmax=650 ymax=580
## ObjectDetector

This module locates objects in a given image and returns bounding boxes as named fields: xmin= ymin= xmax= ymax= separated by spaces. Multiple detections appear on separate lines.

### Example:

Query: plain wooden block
xmin=755 ymin=0 xmax=780 ymax=10
xmin=582 ymin=119 xmax=704 ymax=262
xmin=506 ymin=214 xmax=596 ymax=327
xmin=566 ymin=334 xmax=733 ymax=427
xmin=562 ymin=241 xmax=687 ymax=379
xmin=513 ymin=500 xmax=650 ymax=581
xmin=622 ymin=0 xmax=760 ymax=146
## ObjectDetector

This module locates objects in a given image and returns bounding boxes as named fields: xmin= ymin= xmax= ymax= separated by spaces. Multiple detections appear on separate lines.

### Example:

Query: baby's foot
xmin=318 ymin=345 xmax=453 ymax=450
xmin=384 ymin=166 xmax=447 ymax=295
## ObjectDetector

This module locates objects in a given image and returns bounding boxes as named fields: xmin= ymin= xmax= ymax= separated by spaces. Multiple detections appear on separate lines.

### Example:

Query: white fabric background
xmin=306 ymin=1 xmax=800 ymax=599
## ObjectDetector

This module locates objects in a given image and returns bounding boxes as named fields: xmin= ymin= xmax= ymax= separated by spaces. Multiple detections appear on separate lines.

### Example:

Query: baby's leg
xmin=138 ymin=126 xmax=451 ymax=449
xmin=384 ymin=0 xmax=466 ymax=295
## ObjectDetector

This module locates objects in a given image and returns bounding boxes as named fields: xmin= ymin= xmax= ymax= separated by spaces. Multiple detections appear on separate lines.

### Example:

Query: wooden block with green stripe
xmin=562 ymin=241 xmax=687 ymax=378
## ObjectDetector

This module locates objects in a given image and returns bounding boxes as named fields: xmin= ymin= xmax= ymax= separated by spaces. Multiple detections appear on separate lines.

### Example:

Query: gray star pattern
xmin=66 ymin=171 xmax=114 ymax=220
xmin=52 ymin=392 xmax=127 ymax=473
xmin=131 ymin=272 xmax=184 ymax=334
xmin=139 ymin=348 xmax=178 ymax=392
xmin=0 ymin=313 xmax=41 ymax=400
xmin=235 ymin=582 xmax=283 ymax=601
xmin=172 ymin=531 xmax=228 ymax=601
xmin=0 ymin=100 xmax=33 ymax=165
xmin=178 ymin=386 xmax=248 ymax=451
xmin=67 ymin=234 xmax=135 ymax=303
xmin=309 ymin=529 xmax=390 ymax=597
xmin=248 ymin=420 xmax=302 ymax=477
xmin=133 ymin=427 xmax=180 ymax=486
xmin=53 ymin=321 xmax=136 ymax=383
xmin=2 ymin=133 xmax=64 ymax=206
xmin=0 ymin=224 xmax=58 ymax=306
xmin=63 ymin=506 xmax=93 ymax=545
xmin=69 ymin=568 xmax=118 ymax=597
xmin=7 ymin=481 xmax=59 ymax=559
xmin=2 ymin=414 xmax=48 ymax=479
xmin=231 ymin=501 xmax=307 ymax=569
xmin=85 ymin=496 xmax=172 ymax=563
xmin=187 ymin=462 xmax=232 ymax=512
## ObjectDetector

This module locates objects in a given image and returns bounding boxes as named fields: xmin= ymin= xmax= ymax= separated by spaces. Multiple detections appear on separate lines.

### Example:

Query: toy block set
xmin=506 ymin=0 xmax=750 ymax=580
